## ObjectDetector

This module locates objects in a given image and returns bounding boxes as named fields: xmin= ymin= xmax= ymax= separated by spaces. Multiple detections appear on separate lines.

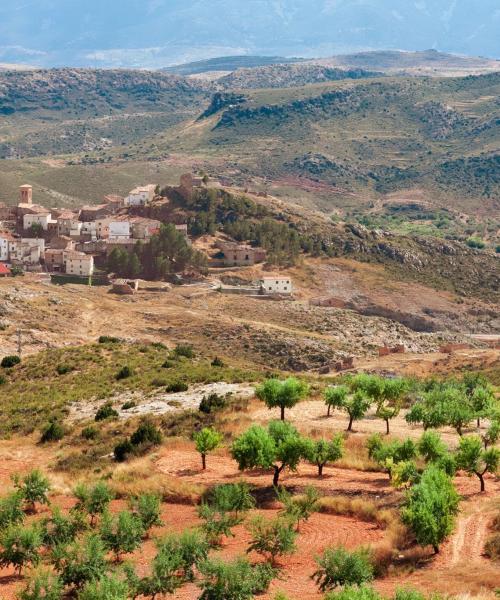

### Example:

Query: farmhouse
xmin=124 ymin=185 xmax=156 ymax=207
xmin=260 ymin=276 xmax=293 ymax=295
xmin=63 ymin=251 xmax=94 ymax=277
xmin=219 ymin=242 xmax=267 ymax=267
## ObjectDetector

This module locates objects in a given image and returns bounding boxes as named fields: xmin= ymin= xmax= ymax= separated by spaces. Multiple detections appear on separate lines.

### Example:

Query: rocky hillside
xmin=216 ymin=64 xmax=382 ymax=90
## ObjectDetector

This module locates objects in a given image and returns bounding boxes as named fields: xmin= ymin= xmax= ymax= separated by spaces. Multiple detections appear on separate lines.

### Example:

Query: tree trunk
xmin=280 ymin=405 xmax=285 ymax=421
xmin=318 ymin=464 xmax=324 ymax=477
xmin=433 ymin=544 xmax=439 ymax=555
xmin=347 ymin=415 xmax=354 ymax=431
xmin=327 ymin=404 xmax=331 ymax=417
xmin=385 ymin=418 xmax=390 ymax=435
xmin=457 ymin=425 xmax=463 ymax=436
xmin=478 ymin=471 xmax=485 ymax=492
xmin=273 ymin=465 xmax=283 ymax=487
xmin=202 ymin=453 xmax=206 ymax=470
xmin=477 ymin=417 xmax=481 ymax=428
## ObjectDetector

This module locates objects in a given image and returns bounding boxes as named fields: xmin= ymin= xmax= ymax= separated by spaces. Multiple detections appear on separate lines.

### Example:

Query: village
xmin=0 ymin=176 xmax=293 ymax=297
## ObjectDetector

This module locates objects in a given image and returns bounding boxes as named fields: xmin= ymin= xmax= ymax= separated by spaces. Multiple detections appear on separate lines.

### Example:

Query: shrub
xmin=211 ymin=357 xmax=225 ymax=367
xmin=121 ymin=400 xmax=136 ymax=410
xmin=100 ymin=509 xmax=144 ymax=560
xmin=0 ymin=374 xmax=5 ymax=385
xmin=40 ymin=419 xmax=65 ymax=443
xmin=17 ymin=569 xmax=63 ymax=600
xmin=116 ymin=366 xmax=133 ymax=380
xmin=173 ymin=344 xmax=195 ymax=359
xmin=0 ymin=492 xmax=25 ymax=529
xmin=41 ymin=507 xmax=83 ymax=547
xmin=0 ymin=524 xmax=42 ymax=574
xmin=13 ymin=470 xmax=51 ymax=513
xmin=247 ymin=516 xmax=297 ymax=565
xmin=466 ymin=237 xmax=485 ymax=249
xmin=161 ymin=359 xmax=174 ymax=369
xmin=194 ymin=427 xmax=223 ymax=470
xmin=81 ymin=426 xmax=98 ymax=440
xmin=56 ymin=364 xmax=73 ymax=375
xmin=207 ymin=483 xmax=255 ymax=517
xmin=130 ymin=493 xmax=163 ymax=533
xmin=199 ymin=392 xmax=227 ymax=414
xmin=166 ymin=381 xmax=188 ymax=393
xmin=98 ymin=336 xmax=120 ymax=344
xmin=277 ymin=485 xmax=320 ymax=531
xmin=198 ymin=556 xmax=275 ymax=600
xmin=156 ymin=529 xmax=210 ymax=582
xmin=1 ymin=355 xmax=21 ymax=368
xmin=324 ymin=585 xmax=383 ymax=600
xmin=79 ymin=574 xmax=129 ymax=600
xmin=73 ymin=481 xmax=113 ymax=525
xmin=197 ymin=503 xmax=241 ymax=547
xmin=130 ymin=419 xmax=163 ymax=447
xmin=312 ymin=546 xmax=374 ymax=591
xmin=95 ymin=402 xmax=118 ymax=421
xmin=484 ymin=532 xmax=500 ymax=560
xmin=53 ymin=534 xmax=108 ymax=588
xmin=114 ymin=439 xmax=134 ymax=462
xmin=401 ymin=465 xmax=459 ymax=553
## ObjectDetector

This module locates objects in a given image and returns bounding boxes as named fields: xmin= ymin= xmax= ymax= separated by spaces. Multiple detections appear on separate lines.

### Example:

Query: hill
xmin=164 ymin=55 xmax=303 ymax=76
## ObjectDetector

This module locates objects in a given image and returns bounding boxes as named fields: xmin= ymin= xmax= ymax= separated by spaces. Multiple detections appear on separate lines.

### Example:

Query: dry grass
xmin=109 ymin=454 xmax=205 ymax=503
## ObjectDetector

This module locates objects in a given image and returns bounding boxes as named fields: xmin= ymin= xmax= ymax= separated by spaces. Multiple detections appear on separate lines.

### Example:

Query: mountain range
xmin=0 ymin=0 xmax=499 ymax=68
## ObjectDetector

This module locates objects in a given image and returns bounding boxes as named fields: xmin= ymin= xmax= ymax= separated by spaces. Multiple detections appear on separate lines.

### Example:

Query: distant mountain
xmin=164 ymin=56 xmax=303 ymax=76
xmin=0 ymin=1 xmax=499 ymax=68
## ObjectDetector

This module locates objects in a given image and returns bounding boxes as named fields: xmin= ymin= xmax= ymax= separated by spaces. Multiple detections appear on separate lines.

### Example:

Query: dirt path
xmin=450 ymin=508 xmax=490 ymax=565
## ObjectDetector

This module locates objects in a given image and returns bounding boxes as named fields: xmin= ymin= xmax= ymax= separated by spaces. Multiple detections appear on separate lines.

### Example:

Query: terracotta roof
xmin=0 ymin=263 xmax=11 ymax=275
xmin=0 ymin=231 xmax=16 ymax=241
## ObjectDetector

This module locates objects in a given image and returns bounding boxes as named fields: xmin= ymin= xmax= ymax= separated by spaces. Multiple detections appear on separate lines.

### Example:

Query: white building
xmin=109 ymin=220 xmax=131 ymax=241
xmin=124 ymin=185 xmax=156 ymax=207
xmin=9 ymin=238 xmax=44 ymax=265
xmin=0 ymin=231 xmax=14 ymax=261
xmin=23 ymin=211 xmax=53 ymax=231
xmin=261 ymin=276 xmax=293 ymax=295
xmin=64 ymin=251 xmax=94 ymax=277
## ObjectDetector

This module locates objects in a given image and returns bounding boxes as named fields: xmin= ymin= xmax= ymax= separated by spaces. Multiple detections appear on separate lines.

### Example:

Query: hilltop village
xmin=0 ymin=175 xmax=292 ymax=296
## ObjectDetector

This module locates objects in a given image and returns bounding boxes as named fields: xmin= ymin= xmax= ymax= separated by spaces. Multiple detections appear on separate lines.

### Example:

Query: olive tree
xmin=401 ymin=465 xmax=459 ymax=554
xmin=455 ymin=435 xmax=500 ymax=492
xmin=194 ymin=427 xmax=223 ymax=470
xmin=231 ymin=421 xmax=306 ymax=486
xmin=255 ymin=378 xmax=309 ymax=421
xmin=303 ymin=435 xmax=343 ymax=477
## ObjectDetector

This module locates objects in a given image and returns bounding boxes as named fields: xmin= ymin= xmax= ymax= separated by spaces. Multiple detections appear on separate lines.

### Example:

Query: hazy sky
xmin=0 ymin=0 xmax=498 ymax=67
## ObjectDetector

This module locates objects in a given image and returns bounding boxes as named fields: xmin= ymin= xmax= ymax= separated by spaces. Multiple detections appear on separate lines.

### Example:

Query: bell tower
xmin=19 ymin=184 xmax=33 ymax=205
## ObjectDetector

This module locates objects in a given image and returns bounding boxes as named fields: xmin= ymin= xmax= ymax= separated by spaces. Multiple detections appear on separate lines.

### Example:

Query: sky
xmin=0 ymin=0 xmax=498 ymax=68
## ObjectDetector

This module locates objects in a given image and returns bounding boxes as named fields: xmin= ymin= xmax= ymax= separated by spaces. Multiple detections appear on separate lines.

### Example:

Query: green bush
xmin=18 ymin=569 xmax=63 ymax=600
xmin=0 ymin=492 xmax=25 ymax=529
xmin=13 ymin=470 xmax=51 ymax=513
xmin=100 ymin=509 xmax=144 ymax=560
xmin=130 ymin=493 xmax=163 ymax=532
xmin=53 ymin=533 xmax=107 ymax=588
xmin=98 ymin=336 xmax=121 ymax=344
xmin=211 ymin=357 xmax=225 ymax=367
xmin=198 ymin=557 xmax=275 ymax=600
xmin=40 ymin=420 xmax=65 ymax=443
xmin=312 ymin=546 xmax=374 ymax=591
xmin=41 ymin=507 xmax=83 ymax=547
xmin=166 ymin=381 xmax=189 ymax=393
xmin=73 ymin=481 xmax=113 ymax=524
xmin=199 ymin=393 xmax=227 ymax=414
xmin=161 ymin=360 xmax=174 ymax=369
xmin=79 ymin=574 xmax=129 ymax=600
xmin=121 ymin=400 xmax=136 ymax=410
xmin=114 ymin=439 xmax=134 ymax=462
xmin=116 ymin=365 xmax=133 ymax=380
xmin=1 ymin=355 xmax=21 ymax=368
xmin=81 ymin=426 xmax=98 ymax=440
xmin=466 ymin=237 xmax=485 ymax=249
xmin=324 ymin=585 xmax=383 ymax=600
xmin=56 ymin=364 xmax=73 ymax=375
xmin=130 ymin=420 xmax=163 ymax=447
xmin=0 ymin=524 xmax=42 ymax=574
xmin=247 ymin=516 xmax=297 ymax=565
xmin=207 ymin=483 xmax=255 ymax=516
xmin=197 ymin=503 xmax=241 ymax=547
xmin=173 ymin=344 xmax=195 ymax=359
xmin=95 ymin=402 xmax=118 ymax=421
